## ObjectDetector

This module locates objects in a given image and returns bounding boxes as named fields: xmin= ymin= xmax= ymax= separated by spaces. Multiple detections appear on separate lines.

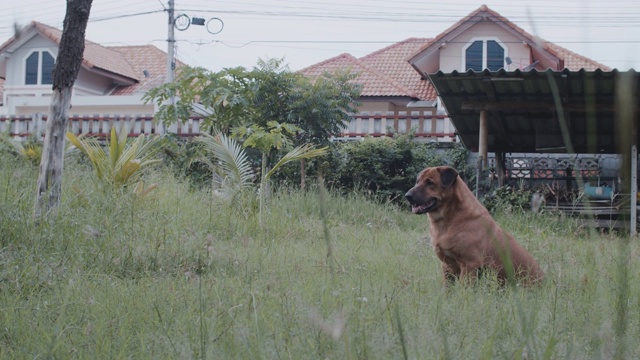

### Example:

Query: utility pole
xmin=164 ymin=0 xmax=176 ymax=132
xmin=166 ymin=0 xmax=175 ymax=84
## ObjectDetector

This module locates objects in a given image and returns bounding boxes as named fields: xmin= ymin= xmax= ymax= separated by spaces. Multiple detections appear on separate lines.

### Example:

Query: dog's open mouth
xmin=411 ymin=198 xmax=438 ymax=214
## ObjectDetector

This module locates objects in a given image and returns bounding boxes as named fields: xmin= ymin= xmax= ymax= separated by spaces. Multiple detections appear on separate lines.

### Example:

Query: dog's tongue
xmin=411 ymin=205 xmax=421 ymax=214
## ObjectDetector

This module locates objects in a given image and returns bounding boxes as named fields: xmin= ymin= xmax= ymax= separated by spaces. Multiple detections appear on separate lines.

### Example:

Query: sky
xmin=1 ymin=0 xmax=640 ymax=73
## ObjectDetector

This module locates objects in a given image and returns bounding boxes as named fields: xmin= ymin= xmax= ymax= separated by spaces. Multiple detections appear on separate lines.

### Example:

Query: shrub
xmin=482 ymin=185 xmax=534 ymax=213
xmin=156 ymin=134 xmax=211 ymax=187
xmin=272 ymin=134 xmax=470 ymax=204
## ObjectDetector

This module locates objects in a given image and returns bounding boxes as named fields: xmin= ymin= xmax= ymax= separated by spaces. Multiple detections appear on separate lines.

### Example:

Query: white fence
xmin=0 ymin=114 xmax=204 ymax=140
xmin=0 ymin=111 xmax=457 ymax=141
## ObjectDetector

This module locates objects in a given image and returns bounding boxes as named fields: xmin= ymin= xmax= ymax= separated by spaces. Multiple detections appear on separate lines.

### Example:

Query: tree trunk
xmin=34 ymin=0 xmax=93 ymax=218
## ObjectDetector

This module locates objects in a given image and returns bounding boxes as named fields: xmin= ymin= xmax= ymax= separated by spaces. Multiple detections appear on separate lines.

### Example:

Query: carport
xmin=428 ymin=68 xmax=640 ymax=234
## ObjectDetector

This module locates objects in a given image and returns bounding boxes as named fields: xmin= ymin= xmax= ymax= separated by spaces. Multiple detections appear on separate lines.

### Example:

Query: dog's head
xmin=404 ymin=166 xmax=459 ymax=214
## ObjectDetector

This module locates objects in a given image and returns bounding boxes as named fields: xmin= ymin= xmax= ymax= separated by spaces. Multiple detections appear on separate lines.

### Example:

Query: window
xmin=24 ymin=51 xmax=55 ymax=85
xmin=464 ymin=39 xmax=505 ymax=71
xmin=42 ymin=52 xmax=55 ymax=84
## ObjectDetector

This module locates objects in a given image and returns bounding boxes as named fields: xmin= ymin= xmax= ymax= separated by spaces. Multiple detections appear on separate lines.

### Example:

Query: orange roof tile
xmin=545 ymin=43 xmax=611 ymax=71
xmin=360 ymin=38 xmax=437 ymax=100
xmin=108 ymin=45 xmax=184 ymax=95
xmin=299 ymin=53 xmax=420 ymax=98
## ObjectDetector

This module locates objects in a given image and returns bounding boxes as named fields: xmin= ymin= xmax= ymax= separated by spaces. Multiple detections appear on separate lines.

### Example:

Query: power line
xmin=90 ymin=10 xmax=165 ymax=23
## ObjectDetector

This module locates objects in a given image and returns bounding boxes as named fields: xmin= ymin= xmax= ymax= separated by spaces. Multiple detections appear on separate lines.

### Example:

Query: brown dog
xmin=405 ymin=166 xmax=544 ymax=286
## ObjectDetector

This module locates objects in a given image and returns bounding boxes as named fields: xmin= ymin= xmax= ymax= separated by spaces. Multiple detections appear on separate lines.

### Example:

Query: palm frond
xmin=196 ymin=132 xmax=254 ymax=193
xmin=67 ymin=132 xmax=109 ymax=179
xmin=66 ymin=130 xmax=159 ymax=187
xmin=265 ymin=145 xmax=328 ymax=181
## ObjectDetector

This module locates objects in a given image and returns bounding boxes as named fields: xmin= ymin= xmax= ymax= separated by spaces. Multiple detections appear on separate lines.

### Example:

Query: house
xmin=0 ymin=21 xmax=176 ymax=116
xmin=0 ymin=21 xmax=200 ymax=137
xmin=299 ymin=5 xmax=611 ymax=141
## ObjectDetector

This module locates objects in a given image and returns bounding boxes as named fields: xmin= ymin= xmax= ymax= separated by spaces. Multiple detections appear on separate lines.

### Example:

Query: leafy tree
xmin=248 ymin=59 xmax=297 ymax=127
xmin=143 ymin=66 xmax=253 ymax=133
xmin=145 ymin=58 xmax=360 ymax=190
xmin=289 ymin=69 xmax=361 ymax=146
xmin=145 ymin=58 xmax=361 ymax=144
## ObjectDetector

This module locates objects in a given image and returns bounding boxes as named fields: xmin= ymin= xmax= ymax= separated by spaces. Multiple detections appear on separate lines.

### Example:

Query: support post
xmin=475 ymin=110 xmax=489 ymax=197
xmin=631 ymin=144 xmax=637 ymax=236
xmin=478 ymin=110 xmax=488 ymax=166
xmin=495 ymin=152 xmax=505 ymax=187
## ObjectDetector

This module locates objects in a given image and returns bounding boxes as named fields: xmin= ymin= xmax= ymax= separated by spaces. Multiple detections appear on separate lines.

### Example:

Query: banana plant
xmin=66 ymin=126 xmax=161 ymax=188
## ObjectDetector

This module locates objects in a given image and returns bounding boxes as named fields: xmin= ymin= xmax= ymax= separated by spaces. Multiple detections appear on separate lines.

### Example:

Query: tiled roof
xmin=108 ymin=45 xmax=180 ymax=95
xmin=360 ymin=38 xmax=437 ymax=100
xmin=545 ymin=43 xmax=611 ymax=71
xmin=299 ymin=53 xmax=419 ymax=97
xmin=301 ymin=5 xmax=610 ymax=102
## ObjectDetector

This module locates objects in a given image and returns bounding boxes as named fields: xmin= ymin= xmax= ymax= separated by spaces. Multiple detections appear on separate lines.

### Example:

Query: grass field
xmin=1 ymin=158 xmax=639 ymax=359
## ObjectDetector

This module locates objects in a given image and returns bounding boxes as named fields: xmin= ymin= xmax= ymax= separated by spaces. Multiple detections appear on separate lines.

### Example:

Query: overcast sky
xmin=2 ymin=0 xmax=640 ymax=72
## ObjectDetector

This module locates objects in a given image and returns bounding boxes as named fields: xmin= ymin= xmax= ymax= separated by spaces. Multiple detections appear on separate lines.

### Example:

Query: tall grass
xmin=0 ymin=158 xmax=638 ymax=359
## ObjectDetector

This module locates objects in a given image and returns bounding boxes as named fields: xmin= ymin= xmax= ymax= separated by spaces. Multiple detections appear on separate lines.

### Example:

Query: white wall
xmin=439 ymin=22 xmax=531 ymax=72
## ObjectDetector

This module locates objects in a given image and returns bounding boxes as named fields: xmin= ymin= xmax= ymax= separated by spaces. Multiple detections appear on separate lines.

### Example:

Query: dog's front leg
xmin=459 ymin=262 xmax=481 ymax=285
xmin=442 ymin=264 xmax=459 ymax=284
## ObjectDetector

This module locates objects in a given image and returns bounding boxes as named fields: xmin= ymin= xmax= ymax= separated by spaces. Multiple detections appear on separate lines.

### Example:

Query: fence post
xmin=34 ymin=113 xmax=45 ymax=140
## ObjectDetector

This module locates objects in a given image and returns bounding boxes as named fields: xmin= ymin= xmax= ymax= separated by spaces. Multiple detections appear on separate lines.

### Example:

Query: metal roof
xmin=428 ymin=69 xmax=640 ymax=154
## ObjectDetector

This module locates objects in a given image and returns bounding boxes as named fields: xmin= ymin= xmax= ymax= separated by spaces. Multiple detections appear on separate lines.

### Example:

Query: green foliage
xmin=195 ymin=132 xmax=254 ymax=203
xmin=232 ymin=121 xmax=300 ymax=154
xmin=66 ymin=126 xmax=161 ymax=188
xmin=248 ymin=58 xmax=298 ymax=127
xmin=287 ymin=68 xmax=362 ymax=146
xmin=144 ymin=58 xmax=361 ymax=146
xmin=195 ymin=128 xmax=327 ymax=224
xmin=0 ymin=133 xmax=43 ymax=165
xmin=156 ymin=134 xmax=211 ymax=187
xmin=483 ymin=185 xmax=534 ymax=213
xmin=143 ymin=66 xmax=252 ymax=133
xmin=274 ymin=135 xmax=470 ymax=204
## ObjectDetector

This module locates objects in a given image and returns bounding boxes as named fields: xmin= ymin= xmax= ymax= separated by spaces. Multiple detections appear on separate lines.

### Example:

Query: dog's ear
xmin=439 ymin=167 xmax=458 ymax=188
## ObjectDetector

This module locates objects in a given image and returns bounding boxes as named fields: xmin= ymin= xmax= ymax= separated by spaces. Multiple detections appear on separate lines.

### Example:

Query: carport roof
xmin=428 ymin=69 xmax=640 ymax=154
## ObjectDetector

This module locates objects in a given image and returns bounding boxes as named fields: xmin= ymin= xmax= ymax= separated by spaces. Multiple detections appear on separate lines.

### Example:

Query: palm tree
xmin=195 ymin=132 xmax=254 ymax=204
xmin=198 ymin=129 xmax=327 ymax=224
xmin=66 ymin=126 xmax=161 ymax=188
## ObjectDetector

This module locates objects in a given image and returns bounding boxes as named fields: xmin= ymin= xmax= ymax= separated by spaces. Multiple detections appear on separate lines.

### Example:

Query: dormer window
xmin=463 ymin=39 xmax=506 ymax=71
xmin=25 ymin=51 xmax=55 ymax=85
